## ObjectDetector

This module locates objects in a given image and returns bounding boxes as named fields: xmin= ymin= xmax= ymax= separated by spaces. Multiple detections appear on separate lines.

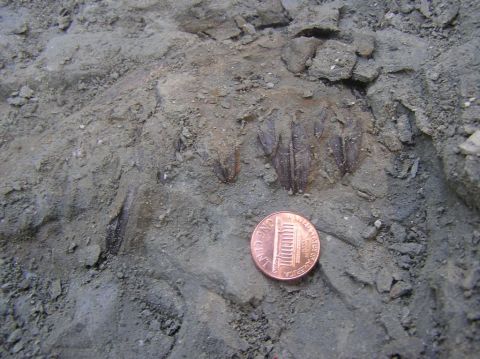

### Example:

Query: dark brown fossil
xmin=328 ymin=118 xmax=363 ymax=176
xmin=291 ymin=121 xmax=311 ymax=193
xmin=344 ymin=119 xmax=363 ymax=173
xmin=258 ymin=110 xmax=279 ymax=156
xmin=213 ymin=148 xmax=240 ymax=183
xmin=106 ymin=187 xmax=137 ymax=256
xmin=258 ymin=111 xmax=311 ymax=193
xmin=329 ymin=135 xmax=346 ymax=176
xmin=272 ymin=136 xmax=292 ymax=190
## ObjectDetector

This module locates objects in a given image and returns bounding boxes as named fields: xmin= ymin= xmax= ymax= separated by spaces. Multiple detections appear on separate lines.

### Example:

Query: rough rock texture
xmin=281 ymin=37 xmax=320 ymax=74
xmin=309 ymin=40 xmax=357 ymax=81
xmin=352 ymin=58 xmax=379 ymax=83
xmin=0 ymin=1 xmax=479 ymax=358
xmin=288 ymin=1 xmax=342 ymax=36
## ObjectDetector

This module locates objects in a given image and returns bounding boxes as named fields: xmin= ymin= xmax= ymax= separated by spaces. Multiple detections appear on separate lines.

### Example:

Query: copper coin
xmin=250 ymin=211 xmax=321 ymax=280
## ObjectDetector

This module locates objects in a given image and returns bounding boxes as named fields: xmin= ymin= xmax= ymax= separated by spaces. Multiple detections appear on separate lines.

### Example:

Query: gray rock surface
xmin=308 ymin=40 xmax=357 ymax=81
xmin=353 ymin=30 xmax=375 ymax=57
xmin=374 ymin=29 xmax=428 ymax=73
xmin=390 ymin=222 xmax=407 ymax=242
xmin=376 ymin=267 xmax=393 ymax=293
xmin=390 ymin=280 xmax=413 ymax=299
xmin=281 ymin=37 xmax=320 ymax=74
xmin=352 ymin=58 xmax=379 ymax=83
xmin=77 ymin=244 xmax=102 ymax=267
xmin=459 ymin=130 xmax=480 ymax=155
xmin=288 ymin=1 xmax=342 ymax=36
xmin=389 ymin=242 xmax=424 ymax=256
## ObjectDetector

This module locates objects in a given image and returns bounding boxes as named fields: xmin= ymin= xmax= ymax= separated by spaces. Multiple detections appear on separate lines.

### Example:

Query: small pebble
xmin=11 ymin=341 xmax=24 ymax=354
xmin=19 ymin=85 xmax=34 ymax=99
xmin=13 ymin=23 xmax=28 ymax=35
xmin=49 ymin=279 xmax=62 ymax=300
xmin=67 ymin=242 xmax=77 ymax=253
xmin=390 ymin=281 xmax=412 ymax=299
xmin=362 ymin=226 xmax=378 ymax=240
xmin=18 ymin=279 xmax=31 ymax=291
xmin=7 ymin=329 xmax=22 ymax=344
xmin=302 ymin=90 xmax=313 ymax=98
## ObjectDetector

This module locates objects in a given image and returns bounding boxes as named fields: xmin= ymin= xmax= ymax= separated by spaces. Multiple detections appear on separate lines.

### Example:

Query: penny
xmin=250 ymin=211 xmax=321 ymax=280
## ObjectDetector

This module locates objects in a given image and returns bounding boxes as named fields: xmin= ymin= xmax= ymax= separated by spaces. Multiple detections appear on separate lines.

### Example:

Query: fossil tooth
xmin=344 ymin=119 xmax=362 ymax=173
xmin=258 ymin=110 xmax=280 ymax=156
xmin=258 ymin=110 xmax=313 ymax=193
xmin=213 ymin=148 xmax=240 ymax=183
xmin=329 ymin=135 xmax=346 ymax=176
xmin=272 ymin=135 xmax=292 ymax=190
xmin=292 ymin=121 xmax=311 ymax=192
xmin=258 ymin=118 xmax=276 ymax=156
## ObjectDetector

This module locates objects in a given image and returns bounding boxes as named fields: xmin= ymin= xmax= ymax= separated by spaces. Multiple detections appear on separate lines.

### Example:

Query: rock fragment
xmin=178 ymin=9 xmax=240 ymax=40
xmin=12 ymin=22 xmax=28 ymax=35
xmin=19 ymin=85 xmax=34 ymax=99
xmin=252 ymin=0 xmax=290 ymax=29
xmin=78 ymin=244 xmax=101 ymax=267
xmin=281 ymin=37 xmax=320 ymax=74
xmin=381 ymin=131 xmax=403 ymax=152
xmin=374 ymin=29 xmax=428 ymax=73
xmin=352 ymin=59 xmax=379 ymax=83
xmin=289 ymin=2 xmax=342 ymax=36
xmin=263 ymin=168 xmax=278 ymax=186
xmin=345 ymin=264 xmax=374 ymax=286
xmin=49 ymin=279 xmax=62 ymax=300
xmin=7 ymin=96 xmax=26 ymax=107
xmin=362 ymin=226 xmax=378 ymax=240
xmin=389 ymin=242 xmax=424 ymax=256
xmin=462 ymin=265 xmax=480 ymax=290
xmin=309 ymin=40 xmax=357 ymax=81
xmin=280 ymin=0 xmax=306 ymax=17
xmin=419 ymin=0 xmax=459 ymax=27
xmin=459 ymin=130 xmax=480 ymax=155
xmin=205 ymin=20 xmax=241 ymax=41
xmin=376 ymin=267 xmax=393 ymax=293
xmin=7 ymin=86 xmax=35 ymax=107
xmin=390 ymin=222 xmax=407 ymax=242
xmin=11 ymin=341 xmax=24 ymax=354
xmin=396 ymin=114 xmax=414 ymax=144
xmin=7 ymin=329 xmax=22 ymax=344
xmin=380 ymin=312 xmax=408 ymax=340
xmin=234 ymin=16 xmax=256 ymax=35
xmin=353 ymin=31 xmax=375 ymax=57
xmin=18 ymin=279 xmax=31 ymax=291
xmin=390 ymin=280 xmax=412 ymax=299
